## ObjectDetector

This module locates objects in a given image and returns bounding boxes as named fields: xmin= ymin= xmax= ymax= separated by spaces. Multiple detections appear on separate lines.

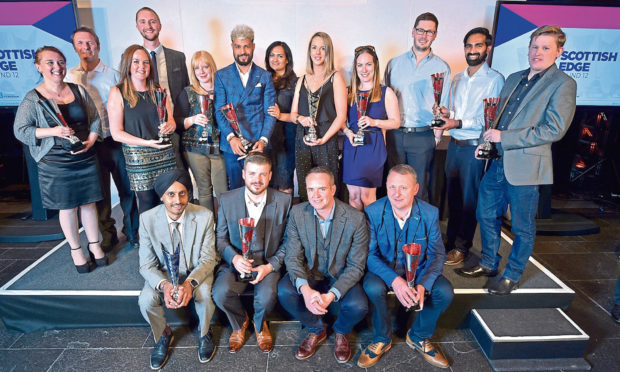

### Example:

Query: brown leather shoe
xmin=254 ymin=321 xmax=273 ymax=353
xmin=295 ymin=328 xmax=327 ymax=360
xmin=228 ymin=313 xmax=249 ymax=353
xmin=333 ymin=332 xmax=351 ymax=363
xmin=357 ymin=341 xmax=392 ymax=368
xmin=406 ymin=333 xmax=450 ymax=368
xmin=444 ymin=249 xmax=466 ymax=266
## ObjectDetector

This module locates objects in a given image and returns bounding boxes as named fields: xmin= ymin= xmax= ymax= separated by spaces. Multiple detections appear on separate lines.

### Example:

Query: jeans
xmin=223 ymin=152 xmax=244 ymax=190
xmin=185 ymin=151 xmax=227 ymax=212
xmin=477 ymin=160 xmax=539 ymax=282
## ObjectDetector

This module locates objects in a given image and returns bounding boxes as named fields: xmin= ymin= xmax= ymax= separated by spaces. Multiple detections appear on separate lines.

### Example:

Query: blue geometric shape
xmin=32 ymin=3 xmax=77 ymax=43
xmin=494 ymin=5 xmax=538 ymax=48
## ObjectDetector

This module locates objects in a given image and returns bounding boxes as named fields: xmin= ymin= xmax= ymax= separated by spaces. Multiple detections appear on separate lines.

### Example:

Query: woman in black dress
xmin=265 ymin=41 xmax=297 ymax=194
xmin=14 ymin=46 xmax=107 ymax=273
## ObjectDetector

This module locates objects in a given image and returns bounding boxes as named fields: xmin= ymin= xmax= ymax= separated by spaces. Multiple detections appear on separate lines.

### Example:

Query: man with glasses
xmin=384 ymin=12 xmax=451 ymax=203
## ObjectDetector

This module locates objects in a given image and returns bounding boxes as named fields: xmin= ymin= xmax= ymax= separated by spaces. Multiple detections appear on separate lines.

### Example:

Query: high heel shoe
xmin=70 ymin=246 xmax=90 ymax=274
xmin=88 ymin=241 xmax=108 ymax=267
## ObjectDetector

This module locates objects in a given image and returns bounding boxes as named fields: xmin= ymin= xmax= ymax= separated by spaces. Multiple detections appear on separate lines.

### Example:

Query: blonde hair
xmin=117 ymin=44 xmax=157 ymax=108
xmin=305 ymin=32 xmax=335 ymax=78
xmin=230 ymin=24 xmax=254 ymax=42
xmin=348 ymin=46 xmax=382 ymax=106
xmin=189 ymin=50 xmax=217 ymax=94
xmin=530 ymin=25 xmax=566 ymax=48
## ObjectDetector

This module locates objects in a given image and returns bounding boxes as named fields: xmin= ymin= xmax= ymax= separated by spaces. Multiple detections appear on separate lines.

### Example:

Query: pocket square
xmin=255 ymin=82 xmax=262 ymax=87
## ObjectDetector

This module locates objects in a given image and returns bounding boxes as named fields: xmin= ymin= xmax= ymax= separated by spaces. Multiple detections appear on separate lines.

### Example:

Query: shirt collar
xmin=523 ymin=64 xmax=553 ymax=81
xmin=165 ymin=209 xmax=186 ymax=226
xmin=466 ymin=62 xmax=489 ymax=79
xmin=245 ymin=187 xmax=267 ymax=207
xmin=314 ymin=202 xmax=335 ymax=222
xmin=408 ymin=48 xmax=434 ymax=63
xmin=75 ymin=59 xmax=104 ymax=73
xmin=145 ymin=44 xmax=163 ymax=54
xmin=235 ymin=62 xmax=253 ymax=75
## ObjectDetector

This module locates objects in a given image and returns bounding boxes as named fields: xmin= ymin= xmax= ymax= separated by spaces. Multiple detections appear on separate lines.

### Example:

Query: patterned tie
xmin=150 ymin=51 xmax=159 ymax=83
xmin=171 ymin=221 xmax=186 ymax=273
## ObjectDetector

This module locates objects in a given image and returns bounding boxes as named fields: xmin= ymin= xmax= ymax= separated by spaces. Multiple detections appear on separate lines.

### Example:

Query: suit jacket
xmin=365 ymin=196 xmax=445 ymax=291
xmin=162 ymin=46 xmax=190 ymax=120
xmin=216 ymin=187 xmax=292 ymax=271
xmin=139 ymin=203 xmax=218 ymax=290
xmin=496 ymin=64 xmax=576 ymax=186
xmin=284 ymin=199 xmax=369 ymax=297
xmin=213 ymin=62 xmax=276 ymax=153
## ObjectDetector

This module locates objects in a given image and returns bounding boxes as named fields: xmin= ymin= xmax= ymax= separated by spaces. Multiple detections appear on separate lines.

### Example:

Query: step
xmin=470 ymin=308 xmax=591 ymax=371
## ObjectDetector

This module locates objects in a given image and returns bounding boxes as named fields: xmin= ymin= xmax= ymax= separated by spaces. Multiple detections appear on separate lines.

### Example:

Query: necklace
xmin=44 ymin=84 xmax=64 ymax=98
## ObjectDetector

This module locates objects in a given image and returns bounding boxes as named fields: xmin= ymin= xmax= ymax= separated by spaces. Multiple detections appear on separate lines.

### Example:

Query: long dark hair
xmin=265 ymin=41 xmax=296 ymax=90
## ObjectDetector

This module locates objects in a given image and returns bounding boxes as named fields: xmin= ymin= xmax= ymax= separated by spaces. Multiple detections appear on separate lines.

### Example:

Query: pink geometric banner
xmin=504 ymin=4 xmax=620 ymax=30
xmin=0 ymin=1 xmax=68 ymax=25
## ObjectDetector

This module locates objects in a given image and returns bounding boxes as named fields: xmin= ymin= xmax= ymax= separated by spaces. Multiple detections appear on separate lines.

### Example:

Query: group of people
xmin=13 ymin=6 xmax=577 ymax=370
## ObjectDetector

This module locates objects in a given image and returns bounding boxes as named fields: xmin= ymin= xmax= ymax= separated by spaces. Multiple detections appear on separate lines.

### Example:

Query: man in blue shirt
xmin=434 ymin=28 xmax=504 ymax=265
xmin=384 ymin=12 xmax=451 ymax=202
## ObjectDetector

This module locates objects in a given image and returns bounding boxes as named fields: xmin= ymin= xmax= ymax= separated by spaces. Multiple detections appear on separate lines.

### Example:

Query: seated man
xmin=278 ymin=166 xmax=369 ymax=364
xmin=213 ymin=152 xmax=292 ymax=353
xmin=138 ymin=170 xmax=218 ymax=370
xmin=359 ymin=164 xmax=454 ymax=368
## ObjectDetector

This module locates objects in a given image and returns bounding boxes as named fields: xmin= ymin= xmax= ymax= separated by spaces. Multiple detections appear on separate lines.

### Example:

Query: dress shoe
xmin=295 ymin=328 xmax=327 ymax=360
xmin=455 ymin=264 xmax=498 ymax=278
xmin=228 ymin=313 xmax=249 ymax=353
xmin=150 ymin=326 xmax=173 ymax=370
xmin=198 ymin=329 xmax=216 ymax=363
xmin=357 ymin=340 xmax=392 ymax=368
xmin=70 ymin=246 xmax=90 ymax=274
xmin=611 ymin=304 xmax=620 ymax=324
xmin=444 ymin=249 xmax=466 ymax=266
xmin=254 ymin=321 xmax=273 ymax=353
xmin=487 ymin=277 xmax=519 ymax=295
xmin=406 ymin=333 xmax=449 ymax=369
xmin=333 ymin=332 xmax=351 ymax=363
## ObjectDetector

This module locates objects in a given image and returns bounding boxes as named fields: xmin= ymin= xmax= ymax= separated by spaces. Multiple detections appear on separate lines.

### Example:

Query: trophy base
xmin=69 ymin=142 xmax=85 ymax=152
xmin=158 ymin=136 xmax=172 ymax=145
xmin=405 ymin=302 xmax=421 ymax=312
xmin=237 ymin=272 xmax=255 ymax=282
xmin=304 ymin=135 xmax=318 ymax=143
xmin=477 ymin=148 xmax=500 ymax=160
xmin=352 ymin=135 xmax=365 ymax=146
xmin=430 ymin=118 xmax=445 ymax=128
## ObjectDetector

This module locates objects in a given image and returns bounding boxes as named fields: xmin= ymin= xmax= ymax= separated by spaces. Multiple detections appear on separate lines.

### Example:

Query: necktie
xmin=171 ymin=222 xmax=186 ymax=273
xmin=150 ymin=51 xmax=159 ymax=83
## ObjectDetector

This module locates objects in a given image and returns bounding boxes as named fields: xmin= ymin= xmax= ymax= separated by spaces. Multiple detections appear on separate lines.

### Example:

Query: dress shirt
xmin=66 ymin=60 xmax=119 ymax=138
xmin=384 ymin=49 xmax=451 ymax=128
xmin=235 ymin=63 xmax=251 ymax=88
xmin=448 ymin=63 xmax=504 ymax=140
xmin=392 ymin=206 xmax=412 ymax=230
xmin=244 ymin=188 xmax=267 ymax=223
xmin=144 ymin=44 xmax=172 ymax=111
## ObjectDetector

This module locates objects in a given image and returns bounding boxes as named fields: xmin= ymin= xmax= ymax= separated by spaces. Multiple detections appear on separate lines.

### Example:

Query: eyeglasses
xmin=415 ymin=28 xmax=436 ymax=37
xmin=355 ymin=45 xmax=376 ymax=54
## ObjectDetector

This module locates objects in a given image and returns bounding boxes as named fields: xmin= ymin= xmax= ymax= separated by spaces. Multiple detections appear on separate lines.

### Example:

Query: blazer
xmin=216 ymin=187 xmax=292 ymax=271
xmin=139 ymin=203 xmax=218 ymax=290
xmin=162 ymin=46 xmax=190 ymax=118
xmin=365 ymin=196 xmax=445 ymax=291
xmin=213 ymin=62 xmax=276 ymax=153
xmin=284 ymin=199 xmax=369 ymax=297
xmin=497 ymin=64 xmax=576 ymax=186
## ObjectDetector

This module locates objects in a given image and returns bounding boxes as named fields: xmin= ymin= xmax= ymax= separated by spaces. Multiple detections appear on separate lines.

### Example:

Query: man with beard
xmin=213 ymin=153 xmax=291 ymax=353
xmin=214 ymin=24 xmax=276 ymax=189
xmin=136 ymin=7 xmax=189 ymax=169
xmin=66 ymin=26 xmax=139 ymax=251
xmin=138 ymin=169 xmax=218 ymax=369
xmin=384 ymin=12 xmax=451 ymax=203
xmin=433 ymin=28 xmax=504 ymax=265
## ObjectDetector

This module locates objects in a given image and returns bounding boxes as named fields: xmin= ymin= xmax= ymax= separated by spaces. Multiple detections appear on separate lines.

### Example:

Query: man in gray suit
xmin=457 ymin=25 xmax=577 ymax=295
xmin=138 ymin=170 xmax=218 ymax=369
xmin=136 ymin=6 xmax=189 ymax=168
xmin=278 ymin=166 xmax=368 ymax=364
xmin=212 ymin=153 xmax=292 ymax=353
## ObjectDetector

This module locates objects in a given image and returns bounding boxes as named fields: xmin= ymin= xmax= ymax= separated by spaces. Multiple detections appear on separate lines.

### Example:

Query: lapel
xmin=382 ymin=199 xmax=397 ymax=259
xmin=183 ymin=205 xmax=197 ymax=264
xmin=328 ymin=201 xmax=346 ymax=267
xmin=263 ymin=189 xmax=276 ymax=252
xmin=510 ymin=65 xmax=557 ymax=124
xmin=237 ymin=63 xmax=260 ymax=105
xmin=154 ymin=205 xmax=173 ymax=254
xmin=405 ymin=201 xmax=422 ymax=243
xmin=303 ymin=203 xmax=317 ymax=264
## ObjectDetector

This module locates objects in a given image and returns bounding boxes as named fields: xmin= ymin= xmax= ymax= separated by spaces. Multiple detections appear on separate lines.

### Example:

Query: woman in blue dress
xmin=342 ymin=46 xmax=400 ymax=210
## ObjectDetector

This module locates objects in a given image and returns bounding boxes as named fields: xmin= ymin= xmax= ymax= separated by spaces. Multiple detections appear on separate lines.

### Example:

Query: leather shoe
xmin=228 ymin=313 xmax=249 ymax=353
xmin=357 ymin=340 xmax=392 ymax=368
xmin=487 ymin=277 xmax=519 ymax=295
xmin=254 ymin=321 xmax=273 ymax=353
xmin=150 ymin=326 xmax=173 ymax=370
xmin=295 ymin=328 xmax=327 ymax=360
xmin=198 ymin=329 xmax=216 ymax=363
xmin=455 ymin=264 xmax=498 ymax=278
xmin=333 ymin=332 xmax=351 ymax=363
xmin=444 ymin=249 xmax=466 ymax=266
xmin=406 ymin=333 xmax=449 ymax=368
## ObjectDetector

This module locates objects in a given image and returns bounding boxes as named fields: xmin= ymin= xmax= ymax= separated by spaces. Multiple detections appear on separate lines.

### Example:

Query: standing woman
xmin=265 ymin=41 xmax=297 ymax=194
xmin=14 ymin=46 xmax=107 ymax=273
xmin=174 ymin=50 xmax=227 ymax=212
xmin=342 ymin=46 xmax=400 ymax=210
xmin=108 ymin=44 xmax=176 ymax=214
xmin=290 ymin=32 xmax=347 ymax=201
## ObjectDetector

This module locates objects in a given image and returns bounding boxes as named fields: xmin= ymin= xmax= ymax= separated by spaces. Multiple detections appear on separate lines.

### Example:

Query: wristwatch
xmin=189 ymin=279 xmax=199 ymax=289
xmin=456 ymin=120 xmax=463 ymax=129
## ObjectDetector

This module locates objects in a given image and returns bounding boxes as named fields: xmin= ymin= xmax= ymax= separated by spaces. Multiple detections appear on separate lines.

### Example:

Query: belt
xmin=450 ymin=137 xmax=480 ymax=146
xmin=398 ymin=126 xmax=432 ymax=133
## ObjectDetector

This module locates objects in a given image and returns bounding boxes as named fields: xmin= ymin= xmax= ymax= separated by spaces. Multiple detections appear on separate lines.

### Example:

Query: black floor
xmin=0 ymin=204 xmax=619 ymax=371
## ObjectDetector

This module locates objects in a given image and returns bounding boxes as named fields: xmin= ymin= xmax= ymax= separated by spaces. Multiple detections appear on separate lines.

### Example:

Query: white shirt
xmin=66 ymin=60 xmax=119 ymax=138
xmin=393 ymin=207 xmax=412 ymax=230
xmin=244 ymin=188 xmax=267 ymax=223
xmin=144 ymin=44 xmax=173 ymax=112
xmin=448 ymin=63 xmax=505 ymax=140
xmin=236 ymin=63 xmax=251 ymax=88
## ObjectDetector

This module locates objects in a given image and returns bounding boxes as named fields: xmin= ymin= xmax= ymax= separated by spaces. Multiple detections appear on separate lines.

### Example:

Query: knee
xmin=211 ymin=281 xmax=230 ymax=306
xmin=277 ymin=276 xmax=295 ymax=300
xmin=430 ymin=277 xmax=454 ymax=308
xmin=138 ymin=287 xmax=161 ymax=310
xmin=363 ymin=275 xmax=387 ymax=302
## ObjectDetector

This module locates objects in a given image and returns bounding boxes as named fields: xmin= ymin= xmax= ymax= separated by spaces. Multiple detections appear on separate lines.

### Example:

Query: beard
xmin=466 ymin=52 xmax=488 ymax=66
xmin=234 ymin=54 xmax=253 ymax=66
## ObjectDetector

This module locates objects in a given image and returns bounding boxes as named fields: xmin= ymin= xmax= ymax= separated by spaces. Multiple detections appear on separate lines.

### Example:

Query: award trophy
xmin=430 ymin=73 xmax=446 ymax=128
xmin=154 ymin=88 xmax=171 ymax=144
xmin=238 ymin=217 xmax=255 ymax=282
xmin=37 ymin=99 xmax=85 ymax=152
xmin=476 ymin=98 xmax=500 ymax=164
xmin=353 ymin=91 xmax=371 ymax=146
xmin=161 ymin=243 xmax=180 ymax=302
xmin=304 ymin=88 xmax=321 ymax=143
xmin=221 ymin=103 xmax=252 ymax=159
xmin=196 ymin=94 xmax=212 ymax=143
xmin=402 ymin=243 xmax=422 ymax=312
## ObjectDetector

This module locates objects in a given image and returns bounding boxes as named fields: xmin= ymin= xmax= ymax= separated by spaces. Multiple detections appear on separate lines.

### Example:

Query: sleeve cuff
xmin=157 ymin=279 xmax=167 ymax=292
xmin=259 ymin=136 xmax=269 ymax=145
xmin=449 ymin=110 xmax=455 ymax=119
xmin=329 ymin=287 xmax=341 ymax=302
xmin=226 ymin=133 xmax=235 ymax=142
xmin=461 ymin=118 xmax=474 ymax=129
xmin=295 ymin=278 xmax=308 ymax=293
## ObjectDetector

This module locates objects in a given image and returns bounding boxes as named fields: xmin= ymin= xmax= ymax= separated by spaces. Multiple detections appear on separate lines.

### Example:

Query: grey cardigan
xmin=13 ymin=83 xmax=101 ymax=162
